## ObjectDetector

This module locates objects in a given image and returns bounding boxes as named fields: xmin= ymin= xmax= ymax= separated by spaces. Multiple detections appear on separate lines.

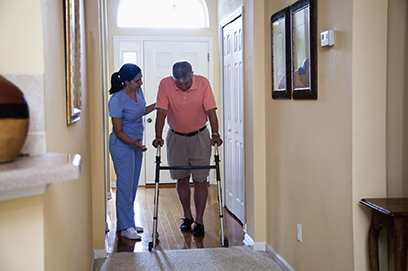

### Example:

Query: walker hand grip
xmin=156 ymin=141 xmax=162 ymax=157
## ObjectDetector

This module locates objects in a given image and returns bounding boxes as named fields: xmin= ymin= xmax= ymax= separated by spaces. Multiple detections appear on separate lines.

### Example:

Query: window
xmin=117 ymin=0 xmax=209 ymax=28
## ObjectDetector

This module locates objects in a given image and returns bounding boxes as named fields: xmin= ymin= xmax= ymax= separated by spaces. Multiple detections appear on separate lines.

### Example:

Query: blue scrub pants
xmin=110 ymin=140 xmax=143 ymax=230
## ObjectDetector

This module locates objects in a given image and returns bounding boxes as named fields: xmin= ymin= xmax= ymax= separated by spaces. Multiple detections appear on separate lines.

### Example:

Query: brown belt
xmin=170 ymin=126 xmax=206 ymax=137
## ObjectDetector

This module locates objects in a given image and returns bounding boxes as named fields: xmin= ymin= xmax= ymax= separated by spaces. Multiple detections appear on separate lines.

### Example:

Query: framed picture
xmin=290 ymin=0 xmax=317 ymax=99
xmin=64 ymin=0 xmax=82 ymax=125
xmin=271 ymin=7 xmax=291 ymax=99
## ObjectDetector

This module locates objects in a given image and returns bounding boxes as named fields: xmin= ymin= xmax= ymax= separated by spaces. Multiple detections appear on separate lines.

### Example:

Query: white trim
xmin=253 ymin=241 xmax=267 ymax=251
xmin=244 ymin=233 xmax=254 ymax=246
xmin=265 ymin=243 xmax=296 ymax=271
xmin=106 ymin=192 xmax=112 ymax=200
xmin=219 ymin=6 xmax=243 ymax=28
xmin=93 ymin=249 xmax=107 ymax=259
xmin=244 ymin=233 xmax=295 ymax=271
xmin=244 ymin=233 xmax=265 ymax=251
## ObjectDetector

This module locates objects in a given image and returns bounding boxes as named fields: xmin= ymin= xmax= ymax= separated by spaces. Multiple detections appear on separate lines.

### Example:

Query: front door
xmin=143 ymin=40 xmax=210 ymax=184
xmin=113 ymin=37 xmax=211 ymax=185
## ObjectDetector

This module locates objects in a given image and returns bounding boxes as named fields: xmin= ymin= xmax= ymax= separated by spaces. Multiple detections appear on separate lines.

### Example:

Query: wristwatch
xmin=211 ymin=133 xmax=220 ymax=138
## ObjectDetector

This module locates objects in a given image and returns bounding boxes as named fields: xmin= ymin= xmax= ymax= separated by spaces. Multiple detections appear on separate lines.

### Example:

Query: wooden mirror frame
xmin=290 ymin=0 xmax=317 ymax=100
xmin=64 ymin=0 xmax=82 ymax=125
xmin=271 ymin=7 xmax=291 ymax=99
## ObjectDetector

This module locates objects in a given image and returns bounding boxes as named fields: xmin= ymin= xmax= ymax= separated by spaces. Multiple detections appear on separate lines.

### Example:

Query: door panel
xmin=143 ymin=41 xmax=210 ymax=184
xmin=222 ymin=16 xmax=245 ymax=223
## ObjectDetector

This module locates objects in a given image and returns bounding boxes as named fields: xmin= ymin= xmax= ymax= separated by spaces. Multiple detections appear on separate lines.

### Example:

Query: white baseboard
xmin=244 ymin=233 xmax=295 ymax=271
xmin=253 ymin=241 xmax=267 ymax=251
xmin=244 ymin=233 xmax=266 ymax=251
xmin=243 ymin=233 xmax=255 ymax=247
xmin=93 ymin=249 xmax=107 ymax=259
xmin=265 ymin=243 xmax=295 ymax=271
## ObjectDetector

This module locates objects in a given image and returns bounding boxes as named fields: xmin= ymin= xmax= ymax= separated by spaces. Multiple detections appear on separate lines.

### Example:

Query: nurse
xmin=108 ymin=63 xmax=156 ymax=240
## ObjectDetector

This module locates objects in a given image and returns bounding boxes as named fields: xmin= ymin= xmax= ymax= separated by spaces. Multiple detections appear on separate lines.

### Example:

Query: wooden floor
xmin=106 ymin=185 xmax=245 ymax=253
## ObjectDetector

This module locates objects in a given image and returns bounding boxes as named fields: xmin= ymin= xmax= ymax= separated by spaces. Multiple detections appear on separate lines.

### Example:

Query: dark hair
xmin=172 ymin=61 xmax=193 ymax=82
xmin=109 ymin=63 xmax=141 ymax=94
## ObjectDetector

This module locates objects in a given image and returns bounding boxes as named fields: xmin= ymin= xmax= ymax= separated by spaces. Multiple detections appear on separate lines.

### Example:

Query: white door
xmin=143 ymin=40 xmax=210 ymax=184
xmin=222 ymin=16 xmax=245 ymax=223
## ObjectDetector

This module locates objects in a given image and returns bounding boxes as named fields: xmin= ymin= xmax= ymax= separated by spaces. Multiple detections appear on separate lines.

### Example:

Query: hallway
xmin=106 ymin=185 xmax=245 ymax=252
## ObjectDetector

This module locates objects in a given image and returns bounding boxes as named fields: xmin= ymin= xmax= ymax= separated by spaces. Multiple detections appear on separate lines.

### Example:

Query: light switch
xmin=321 ymin=30 xmax=335 ymax=47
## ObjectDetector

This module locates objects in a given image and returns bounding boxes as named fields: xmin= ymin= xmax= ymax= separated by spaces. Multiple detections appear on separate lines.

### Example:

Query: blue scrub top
xmin=108 ymin=88 xmax=147 ymax=144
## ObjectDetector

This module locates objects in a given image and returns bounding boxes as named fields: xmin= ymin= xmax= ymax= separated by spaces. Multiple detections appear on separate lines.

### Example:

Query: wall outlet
xmin=297 ymin=223 xmax=302 ymax=242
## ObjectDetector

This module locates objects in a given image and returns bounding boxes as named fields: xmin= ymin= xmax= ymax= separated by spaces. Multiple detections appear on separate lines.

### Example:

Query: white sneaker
xmin=121 ymin=227 xmax=141 ymax=240
xmin=134 ymin=226 xmax=144 ymax=232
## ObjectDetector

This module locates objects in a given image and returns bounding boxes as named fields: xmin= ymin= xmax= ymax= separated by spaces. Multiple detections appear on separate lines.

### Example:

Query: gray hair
xmin=172 ymin=61 xmax=193 ymax=82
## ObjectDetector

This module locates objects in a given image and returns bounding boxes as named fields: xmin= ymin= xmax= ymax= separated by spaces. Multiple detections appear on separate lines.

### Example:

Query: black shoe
xmin=193 ymin=223 xmax=205 ymax=237
xmin=180 ymin=217 xmax=194 ymax=231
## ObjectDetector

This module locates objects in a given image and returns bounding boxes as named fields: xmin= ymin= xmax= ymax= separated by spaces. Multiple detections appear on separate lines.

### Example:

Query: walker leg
xmin=214 ymin=147 xmax=228 ymax=247
xmin=150 ymin=147 xmax=162 ymax=251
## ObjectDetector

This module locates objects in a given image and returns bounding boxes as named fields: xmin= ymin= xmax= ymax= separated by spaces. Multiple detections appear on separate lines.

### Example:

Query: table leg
xmin=394 ymin=218 xmax=408 ymax=271
xmin=368 ymin=215 xmax=380 ymax=271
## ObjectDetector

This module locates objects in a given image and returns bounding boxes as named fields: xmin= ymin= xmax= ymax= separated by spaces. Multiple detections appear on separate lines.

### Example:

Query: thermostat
xmin=321 ymin=30 xmax=334 ymax=47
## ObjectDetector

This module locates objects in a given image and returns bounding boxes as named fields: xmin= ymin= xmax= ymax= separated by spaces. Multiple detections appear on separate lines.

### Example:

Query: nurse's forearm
xmin=116 ymin=131 xmax=139 ymax=146
xmin=144 ymin=103 xmax=156 ymax=116
xmin=112 ymin=117 xmax=139 ymax=146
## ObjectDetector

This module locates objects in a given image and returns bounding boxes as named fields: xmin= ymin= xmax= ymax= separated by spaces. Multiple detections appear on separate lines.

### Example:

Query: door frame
xmin=111 ymin=36 xmax=214 ymax=186
xmin=219 ymin=7 xmax=245 ymax=223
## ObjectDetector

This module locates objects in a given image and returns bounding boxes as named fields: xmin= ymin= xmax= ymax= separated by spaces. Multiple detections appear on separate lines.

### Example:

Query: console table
xmin=360 ymin=198 xmax=408 ymax=271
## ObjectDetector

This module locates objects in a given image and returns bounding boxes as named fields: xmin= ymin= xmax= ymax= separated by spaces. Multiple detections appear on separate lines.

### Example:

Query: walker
xmin=148 ymin=142 xmax=228 ymax=251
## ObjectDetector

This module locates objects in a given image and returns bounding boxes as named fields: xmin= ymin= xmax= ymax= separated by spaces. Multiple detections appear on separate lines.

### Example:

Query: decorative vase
xmin=0 ymin=75 xmax=29 ymax=163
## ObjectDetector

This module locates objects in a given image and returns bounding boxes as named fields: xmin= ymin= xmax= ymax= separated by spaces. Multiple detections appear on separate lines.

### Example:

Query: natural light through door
xmin=117 ymin=0 xmax=209 ymax=28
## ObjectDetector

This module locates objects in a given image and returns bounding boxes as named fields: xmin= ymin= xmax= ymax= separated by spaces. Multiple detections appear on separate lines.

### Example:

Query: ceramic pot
xmin=0 ymin=75 xmax=29 ymax=163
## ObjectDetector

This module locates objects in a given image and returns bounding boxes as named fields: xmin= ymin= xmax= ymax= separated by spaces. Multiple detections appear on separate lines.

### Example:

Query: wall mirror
xmin=271 ymin=7 xmax=291 ymax=99
xmin=64 ymin=0 xmax=82 ymax=125
xmin=290 ymin=0 xmax=317 ymax=99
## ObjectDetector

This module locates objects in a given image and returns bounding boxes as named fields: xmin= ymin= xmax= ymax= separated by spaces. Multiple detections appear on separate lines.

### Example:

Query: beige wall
xmin=0 ymin=196 xmax=44 ymax=271
xmin=0 ymin=0 xmax=45 ymax=270
xmin=85 ymin=0 xmax=107 ymax=253
xmin=42 ymin=0 xmax=95 ymax=270
xmin=0 ymin=0 xmax=44 ymax=72
xmin=386 ymin=0 xmax=408 ymax=198
xmin=219 ymin=0 xmax=407 ymax=270
xmin=265 ymin=0 xmax=356 ymax=269
xmin=352 ymin=1 xmax=388 ymax=270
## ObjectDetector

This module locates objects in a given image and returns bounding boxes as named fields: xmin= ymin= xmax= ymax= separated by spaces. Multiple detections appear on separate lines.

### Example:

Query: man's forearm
xmin=155 ymin=109 xmax=167 ymax=139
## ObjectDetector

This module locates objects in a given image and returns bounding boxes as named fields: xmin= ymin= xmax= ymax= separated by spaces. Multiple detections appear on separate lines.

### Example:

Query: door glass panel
xmin=117 ymin=0 xmax=209 ymax=28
